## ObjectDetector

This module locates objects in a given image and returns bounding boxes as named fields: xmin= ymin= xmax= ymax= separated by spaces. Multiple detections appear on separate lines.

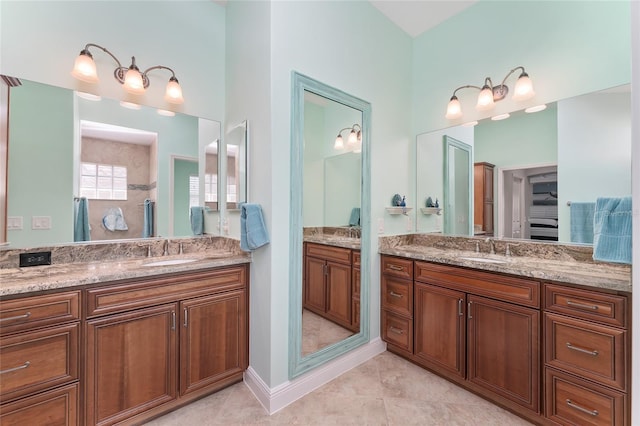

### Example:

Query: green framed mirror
xmin=289 ymin=72 xmax=371 ymax=378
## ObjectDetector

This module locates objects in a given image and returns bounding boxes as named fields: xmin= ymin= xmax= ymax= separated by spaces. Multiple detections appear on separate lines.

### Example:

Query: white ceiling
xmin=368 ymin=0 xmax=477 ymax=37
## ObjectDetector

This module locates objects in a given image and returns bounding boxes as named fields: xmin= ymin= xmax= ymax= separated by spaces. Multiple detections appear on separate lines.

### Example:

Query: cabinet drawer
xmin=381 ymin=310 xmax=412 ymax=353
xmin=0 ymin=323 xmax=79 ymax=402
xmin=85 ymin=266 xmax=247 ymax=318
xmin=305 ymin=243 xmax=351 ymax=265
xmin=544 ymin=284 xmax=627 ymax=328
xmin=545 ymin=313 xmax=626 ymax=391
xmin=381 ymin=275 xmax=413 ymax=317
xmin=414 ymin=261 xmax=539 ymax=308
xmin=545 ymin=368 xmax=626 ymax=426
xmin=0 ymin=382 xmax=78 ymax=426
xmin=0 ymin=291 xmax=80 ymax=336
xmin=381 ymin=256 xmax=413 ymax=280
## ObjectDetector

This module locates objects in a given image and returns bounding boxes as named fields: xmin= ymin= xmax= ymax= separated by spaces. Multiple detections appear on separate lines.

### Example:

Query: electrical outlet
xmin=378 ymin=218 xmax=384 ymax=234
xmin=19 ymin=251 xmax=52 ymax=267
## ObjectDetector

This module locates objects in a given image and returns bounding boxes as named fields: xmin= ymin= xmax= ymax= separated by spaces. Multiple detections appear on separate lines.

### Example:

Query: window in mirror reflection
xmin=204 ymin=140 xmax=219 ymax=211
xmin=80 ymin=121 xmax=157 ymax=241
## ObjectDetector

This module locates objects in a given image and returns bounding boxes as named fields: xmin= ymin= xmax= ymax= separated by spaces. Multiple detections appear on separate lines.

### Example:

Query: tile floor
xmin=144 ymin=351 xmax=534 ymax=425
xmin=301 ymin=309 xmax=354 ymax=356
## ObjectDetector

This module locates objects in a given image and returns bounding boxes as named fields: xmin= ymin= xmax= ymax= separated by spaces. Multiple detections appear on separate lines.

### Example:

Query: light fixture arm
xmin=500 ymin=66 xmax=527 ymax=88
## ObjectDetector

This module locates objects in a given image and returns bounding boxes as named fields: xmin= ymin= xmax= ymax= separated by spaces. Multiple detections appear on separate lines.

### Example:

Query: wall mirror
xmin=289 ymin=72 xmax=371 ymax=378
xmin=224 ymin=120 xmax=248 ymax=210
xmin=2 ymin=77 xmax=221 ymax=248
xmin=416 ymin=84 xmax=631 ymax=244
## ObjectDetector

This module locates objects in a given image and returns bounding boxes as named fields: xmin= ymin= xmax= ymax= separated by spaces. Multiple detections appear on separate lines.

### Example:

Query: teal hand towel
xmin=240 ymin=203 xmax=269 ymax=251
xmin=569 ymin=202 xmax=595 ymax=244
xmin=74 ymin=197 xmax=91 ymax=242
xmin=349 ymin=207 xmax=360 ymax=226
xmin=593 ymin=197 xmax=632 ymax=264
xmin=190 ymin=206 xmax=205 ymax=236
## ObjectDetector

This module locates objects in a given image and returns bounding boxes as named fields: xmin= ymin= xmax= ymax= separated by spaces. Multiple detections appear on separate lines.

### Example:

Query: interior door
xmin=511 ymin=176 xmax=523 ymax=238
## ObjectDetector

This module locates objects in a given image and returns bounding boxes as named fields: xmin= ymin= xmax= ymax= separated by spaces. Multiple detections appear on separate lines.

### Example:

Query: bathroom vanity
xmin=0 ymin=237 xmax=250 ymax=426
xmin=379 ymin=234 xmax=631 ymax=426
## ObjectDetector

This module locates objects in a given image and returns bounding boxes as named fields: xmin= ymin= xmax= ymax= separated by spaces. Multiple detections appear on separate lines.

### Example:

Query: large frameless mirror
xmin=289 ymin=72 xmax=371 ymax=378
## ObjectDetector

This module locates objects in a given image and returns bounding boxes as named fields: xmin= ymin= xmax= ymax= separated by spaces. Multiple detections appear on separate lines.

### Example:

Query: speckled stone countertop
xmin=0 ymin=236 xmax=251 ymax=297
xmin=303 ymin=227 xmax=361 ymax=250
xmin=379 ymin=234 xmax=631 ymax=293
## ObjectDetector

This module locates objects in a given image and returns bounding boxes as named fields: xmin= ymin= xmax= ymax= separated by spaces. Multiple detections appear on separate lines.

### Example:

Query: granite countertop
xmin=379 ymin=234 xmax=631 ymax=293
xmin=303 ymin=226 xmax=361 ymax=250
xmin=0 ymin=236 xmax=251 ymax=297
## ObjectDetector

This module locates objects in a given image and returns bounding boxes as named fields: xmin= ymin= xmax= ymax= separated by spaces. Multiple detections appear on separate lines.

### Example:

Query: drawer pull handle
xmin=388 ymin=265 xmax=404 ymax=271
xmin=0 ymin=361 xmax=30 ymax=375
xmin=0 ymin=312 xmax=31 ymax=323
xmin=389 ymin=326 xmax=404 ymax=335
xmin=389 ymin=291 xmax=403 ymax=298
xmin=458 ymin=299 xmax=463 ymax=316
xmin=566 ymin=399 xmax=598 ymax=417
xmin=566 ymin=342 xmax=598 ymax=356
xmin=467 ymin=301 xmax=473 ymax=319
xmin=183 ymin=309 xmax=188 ymax=328
xmin=566 ymin=300 xmax=599 ymax=311
xmin=171 ymin=311 xmax=176 ymax=330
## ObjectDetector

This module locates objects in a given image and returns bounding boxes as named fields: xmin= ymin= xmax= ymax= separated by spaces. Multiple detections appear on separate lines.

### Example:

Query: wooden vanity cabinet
xmin=304 ymin=242 xmax=359 ymax=332
xmin=543 ymin=283 xmax=630 ymax=426
xmin=0 ymin=291 xmax=81 ymax=426
xmin=84 ymin=265 xmax=248 ymax=426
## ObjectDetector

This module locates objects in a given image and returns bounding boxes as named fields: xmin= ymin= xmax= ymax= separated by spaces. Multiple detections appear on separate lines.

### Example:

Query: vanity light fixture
xmin=334 ymin=124 xmax=362 ymax=150
xmin=445 ymin=66 xmax=535 ymax=120
xmin=462 ymin=121 xmax=478 ymax=127
xmin=71 ymin=43 xmax=184 ymax=104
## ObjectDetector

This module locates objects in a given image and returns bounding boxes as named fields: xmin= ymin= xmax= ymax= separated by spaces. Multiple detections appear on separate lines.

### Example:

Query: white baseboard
xmin=243 ymin=338 xmax=386 ymax=414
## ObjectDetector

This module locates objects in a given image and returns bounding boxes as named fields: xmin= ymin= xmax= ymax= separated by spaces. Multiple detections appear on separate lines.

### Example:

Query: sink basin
xmin=460 ymin=256 xmax=507 ymax=264
xmin=143 ymin=258 xmax=199 ymax=267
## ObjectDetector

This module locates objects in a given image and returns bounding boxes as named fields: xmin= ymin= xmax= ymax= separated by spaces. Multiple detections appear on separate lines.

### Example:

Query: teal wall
xmin=474 ymin=106 xmax=558 ymax=168
xmin=7 ymin=80 xmax=74 ymax=247
xmin=412 ymin=1 xmax=631 ymax=134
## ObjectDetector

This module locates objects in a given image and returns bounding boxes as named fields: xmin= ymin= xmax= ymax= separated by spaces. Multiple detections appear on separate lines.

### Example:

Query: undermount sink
xmin=459 ymin=256 xmax=507 ymax=264
xmin=143 ymin=258 xmax=199 ymax=267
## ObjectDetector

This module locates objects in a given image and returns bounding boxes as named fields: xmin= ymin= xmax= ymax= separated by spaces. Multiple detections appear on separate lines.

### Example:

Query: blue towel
xmin=348 ymin=207 xmax=360 ymax=226
xmin=142 ymin=199 xmax=154 ymax=238
xmin=593 ymin=197 xmax=632 ymax=264
xmin=240 ymin=203 xmax=270 ymax=251
xmin=569 ymin=202 xmax=595 ymax=244
xmin=73 ymin=197 xmax=91 ymax=242
xmin=190 ymin=206 xmax=204 ymax=236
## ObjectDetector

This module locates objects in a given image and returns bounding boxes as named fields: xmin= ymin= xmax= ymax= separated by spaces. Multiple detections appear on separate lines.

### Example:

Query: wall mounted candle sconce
xmin=445 ymin=66 xmax=535 ymax=120
xmin=334 ymin=124 xmax=362 ymax=151
xmin=71 ymin=43 xmax=184 ymax=104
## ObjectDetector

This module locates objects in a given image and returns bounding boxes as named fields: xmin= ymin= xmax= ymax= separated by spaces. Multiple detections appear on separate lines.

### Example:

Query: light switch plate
xmin=7 ymin=216 xmax=23 ymax=230
xmin=32 ymin=216 xmax=52 ymax=230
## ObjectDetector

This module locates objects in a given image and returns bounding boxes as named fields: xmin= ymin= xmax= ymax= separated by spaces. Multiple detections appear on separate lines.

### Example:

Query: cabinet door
xmin=86 ymin=304 xmax=177 ymax=426
xmin=325 ymin=261 xmax=352 ymax=328
xmin=180 ymin=290 xmax=247 ymax=396
xmin=352 ymin=267 xmax=361 ymax=331
xmin=467 ymin=295 xmax=539 ymax=412
xmin=304 ymin=256 xmax=327 ymax=314
xmin=414 ymin=283 xmax=465 ymax=378
xmin=0 ymin=382 xmax=78 ymax=426
xmin=483 ymin=165 xmax=494 ymax=202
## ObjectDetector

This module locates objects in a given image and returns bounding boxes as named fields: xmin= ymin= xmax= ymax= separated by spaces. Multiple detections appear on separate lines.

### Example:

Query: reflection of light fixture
xmin=119 ymin=101 xmax=141 ymax=110
xmin=525 ymin=104 xmax=547 ymax=113
xmin=157 ymin=109 xmax=175 ymax=117
xmin=76 ymin=91 xmax=102 ymax=101
xmin=71 ymin=43 xmax=184 ymax=104
xmin=491 ymin=113 xmax=510 ymax=121
xmin=462 ymin=121 xmax=478 ymax=127
xmin=334 ymin=124 xmax=362 ymax=151
xmin=446 ymin=66 xmax=535 ymax=119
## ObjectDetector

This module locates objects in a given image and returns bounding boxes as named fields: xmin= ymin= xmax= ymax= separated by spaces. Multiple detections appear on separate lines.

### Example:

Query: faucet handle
xmin=475 ymin=241 xmax=480 ymax=253
xmin=179 ymin=242 xmax=184 ymax=255
xmin=147 ymin=245 xmax=152 ymax=258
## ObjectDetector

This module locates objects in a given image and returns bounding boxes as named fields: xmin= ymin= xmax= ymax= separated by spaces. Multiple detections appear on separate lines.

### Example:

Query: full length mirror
xmin=416 ymin=84 xmax=631 ymax=244
xmin=3 ymin=77 xmax=222 ymax=248
xmin=289 ymin=72 xmax=371 ymax=378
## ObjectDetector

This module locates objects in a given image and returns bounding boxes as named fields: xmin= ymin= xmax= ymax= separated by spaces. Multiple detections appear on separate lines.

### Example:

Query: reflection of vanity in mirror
xmin=1 ymin=77 xmax=227 ymax=248
xmin=416 ymin=84 xmax=631 ymax=245
xmin=289 ymin=72 xmax=371 ymax=377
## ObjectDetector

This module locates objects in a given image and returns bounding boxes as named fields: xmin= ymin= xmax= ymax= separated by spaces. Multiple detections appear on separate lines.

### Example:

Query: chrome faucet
xmin=163 ymin=240 xmax=170 ymax=256
xmin=485 ymin=238 xmax=495 ymax=255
